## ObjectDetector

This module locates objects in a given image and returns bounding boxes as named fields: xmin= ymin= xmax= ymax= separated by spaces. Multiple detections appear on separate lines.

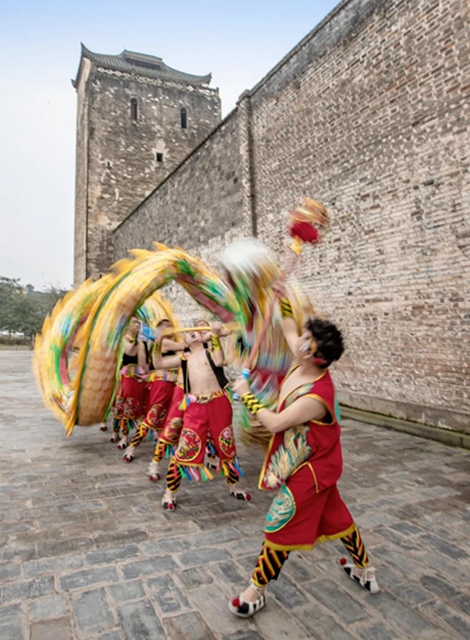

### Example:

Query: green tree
xmin=0 ymin=277 xmax=70 ymax=342
xmin=0 ymin=276 xmax=23 ymax=336
xmin=10 ymin=291 xmax=44 ymax=339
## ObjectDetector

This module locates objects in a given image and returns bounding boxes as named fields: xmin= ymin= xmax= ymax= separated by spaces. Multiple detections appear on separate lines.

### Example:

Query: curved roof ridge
xmin=73 ymin=44 xmax=212 ymax=88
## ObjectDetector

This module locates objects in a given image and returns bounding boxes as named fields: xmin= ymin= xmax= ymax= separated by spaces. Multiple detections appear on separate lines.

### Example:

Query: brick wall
xmin=114 ymin=104 xmax=253 ymax=257
xmin=114 ymin=0 xmax=470 ymax=432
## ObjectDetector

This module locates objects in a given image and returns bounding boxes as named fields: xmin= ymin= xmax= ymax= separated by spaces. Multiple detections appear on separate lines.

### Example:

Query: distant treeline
xmin=0 ymin=276 xmax=68 ymax=343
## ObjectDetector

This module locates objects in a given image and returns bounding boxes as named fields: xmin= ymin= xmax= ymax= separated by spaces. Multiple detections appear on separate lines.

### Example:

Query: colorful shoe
xmin=148 ymin=461 xmax=160 ymax=482
xmin=123 ymin=446 xmax=135 ymax=462
xmin=100 ymin=423 xmax=108 ymax=431
xmin=228 ymin=588 xmax=266 ymax=618
xmin=117 ymin=436 xmax=128 ymax=450
xmin=109 ymin=433 xmax=119 ymax=443
xmin=162 ymin=490 xmax=176 ymax=511
xmin=229 ymin=488 xmax=251 ymax=501
xmin=340 ymin=559 xmax=380 ymax=594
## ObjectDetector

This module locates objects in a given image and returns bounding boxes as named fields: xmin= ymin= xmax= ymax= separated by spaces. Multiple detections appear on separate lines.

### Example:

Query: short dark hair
xmin=305 ymin=317 xmax=344 ymax=366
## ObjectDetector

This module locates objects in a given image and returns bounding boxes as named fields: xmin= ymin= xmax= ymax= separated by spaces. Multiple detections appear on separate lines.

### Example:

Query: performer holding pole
xmin=110 ymin=316 xmax=147 ymax=448
xmin=123 ymin=319 xmax=184 ymax=462
xmin=152 ymin=322 xmax=250 ymax=511
xmin=228 ymin=292 xmax=379 ymax=618
xmin=148 ymin=319 xmax=217 ymax=481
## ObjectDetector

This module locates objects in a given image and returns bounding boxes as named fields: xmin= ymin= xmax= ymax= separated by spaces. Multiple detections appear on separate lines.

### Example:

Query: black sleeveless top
xmin=122 ymin=352 xmax=138 ymax=366
xmin=122 ymin=344 xmax=176 ymax=370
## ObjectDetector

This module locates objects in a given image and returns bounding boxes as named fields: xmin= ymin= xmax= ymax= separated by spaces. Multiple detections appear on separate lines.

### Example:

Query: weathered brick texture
xmin=114 ymin=110 xmax=248 ymax=254
xmin=73 ymin=48 xmax=221 ymax=284
xmin=113 ymin=0 xmax=470 ymax=432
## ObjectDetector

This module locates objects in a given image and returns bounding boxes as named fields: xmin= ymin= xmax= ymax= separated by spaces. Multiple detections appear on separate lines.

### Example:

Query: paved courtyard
xmin=0 ymin=351 xmax=469 ymax=640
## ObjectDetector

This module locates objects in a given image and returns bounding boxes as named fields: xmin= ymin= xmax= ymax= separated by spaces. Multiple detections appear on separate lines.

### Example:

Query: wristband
xmin=211 ymin=335 xmax=222 ymax=351
xmin=279 ymin=297 xmax=294 ymax=319
xmin=153 ymin=339 xmax=162 ymax=357
xmin=241 ymin=392 xmax=265 ymax=417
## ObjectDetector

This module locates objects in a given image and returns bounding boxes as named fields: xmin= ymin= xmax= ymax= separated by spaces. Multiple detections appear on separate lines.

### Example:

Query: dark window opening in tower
xmin=130 ymin=98 xmax=138 ymax=121
xmin=180 ymin=107 xmax=188 ymax=129
xmin=156 ymin=153 xmax=163 ymax=163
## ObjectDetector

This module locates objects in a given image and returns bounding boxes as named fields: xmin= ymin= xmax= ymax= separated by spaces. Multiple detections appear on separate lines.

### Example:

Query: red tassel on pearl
xmin=289 ymin=221 xmax=321 ymax=254
xmin=287 ymin=197 xmax=329 ymax=255
xmin=289 ymin=221 xmax=320 ymax=244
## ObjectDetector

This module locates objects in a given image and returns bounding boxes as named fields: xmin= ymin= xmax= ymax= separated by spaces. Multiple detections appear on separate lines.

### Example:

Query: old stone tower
xmin=72 ymin=45 xmax=221 ymax=284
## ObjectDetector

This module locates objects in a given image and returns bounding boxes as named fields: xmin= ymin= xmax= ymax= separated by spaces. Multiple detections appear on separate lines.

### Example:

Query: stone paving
xmin=1 ymin=351 xmax=470 ymax=640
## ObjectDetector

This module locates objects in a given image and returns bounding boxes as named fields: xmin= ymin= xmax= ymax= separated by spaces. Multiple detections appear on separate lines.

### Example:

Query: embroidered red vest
xmin=259 ymin=369 xmax=343 ymax=492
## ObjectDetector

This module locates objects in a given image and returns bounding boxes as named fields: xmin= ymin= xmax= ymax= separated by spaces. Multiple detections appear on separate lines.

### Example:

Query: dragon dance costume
xmin=165 ymin=346 xmax=243 ymax=496
xmin=123 ymin=348 xmax=178 ymax=462
xmin=111 ymin=350 xmax=146 ymax=445
xmin=259 ymin=368 xmax=357 ymax=549
xmin=151 ymin=383 xmax=184 ymax=467
xmin=150 ymin=347 xmax=220 ymax=480
xmin=240 ymin=364 xmax=374 ymax=595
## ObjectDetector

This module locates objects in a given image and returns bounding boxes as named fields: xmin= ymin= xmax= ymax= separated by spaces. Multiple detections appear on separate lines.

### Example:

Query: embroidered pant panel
xmin=153 ymin=387 xmax=184 ymax=462
xmin=113 ymin=377 xmax=146 ymax=435
xmin=264 ymin=465 xmax=355 ymax=549
xmin=174 ymin=394 xmax=236 ymax=466
xmin=132 ymin=380 xmax=175 ymax=448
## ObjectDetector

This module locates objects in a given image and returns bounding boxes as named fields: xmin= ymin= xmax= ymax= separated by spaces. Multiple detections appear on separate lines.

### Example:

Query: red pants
xmin=175 ymin=393 xmax=237 ymax=467
xmin=158 ymin=386 xmax=184 ymax=447
xmin=141 ymin=380 xmax=175 ymax=433
xmin=114 ymin=376 xmax=146 ymax=422
xmin=264 ymin=463 xmax=354 ymax=551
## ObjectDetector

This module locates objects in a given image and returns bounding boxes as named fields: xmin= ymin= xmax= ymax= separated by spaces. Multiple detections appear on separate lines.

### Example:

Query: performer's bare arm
xmin=137 ymin=342 xmax=148 ymax=372
xmin=281 ymin=315 xmax=299 ymax=357
xmin=123 ymin=338 xmax=138 ymax=355
xmin=152 ymin=353 xmax=181 ymax=370
xmin=256 ymin=396 xmax=326 ymax=433
xmin=162 ymin=338 xmax=186 ymax=352
xmin=232 ymin=376 xmax=327 ymax=433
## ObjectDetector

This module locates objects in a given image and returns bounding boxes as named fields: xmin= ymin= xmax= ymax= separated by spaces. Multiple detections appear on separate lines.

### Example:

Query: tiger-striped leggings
xmin=251 ymin=525 xmax=369 ymax=587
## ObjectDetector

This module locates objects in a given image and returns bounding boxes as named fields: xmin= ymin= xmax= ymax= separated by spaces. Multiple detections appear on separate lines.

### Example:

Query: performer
xmin=123 ymin=319 xmax=184 ymax=462
xmin=109 ymin=316 xmax=147 ymax=449
xmin=147 ymin=372 xmax=185 ymax=480
xmin=147 ymin=319 xmax=220 ymax=481
xmin=229 ymin=296 xmax=379 ymax=618
xmin=152 ymin=323 xmax=250 ymax=510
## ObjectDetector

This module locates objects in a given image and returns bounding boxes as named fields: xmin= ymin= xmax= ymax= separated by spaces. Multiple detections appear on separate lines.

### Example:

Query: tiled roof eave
xmin=75 ymin=45 xmax=212 ymax=87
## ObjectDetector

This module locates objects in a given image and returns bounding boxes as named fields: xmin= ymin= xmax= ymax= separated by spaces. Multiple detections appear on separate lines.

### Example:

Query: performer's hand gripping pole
xmin=233 ymin=368 xmax=251 ymax=400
